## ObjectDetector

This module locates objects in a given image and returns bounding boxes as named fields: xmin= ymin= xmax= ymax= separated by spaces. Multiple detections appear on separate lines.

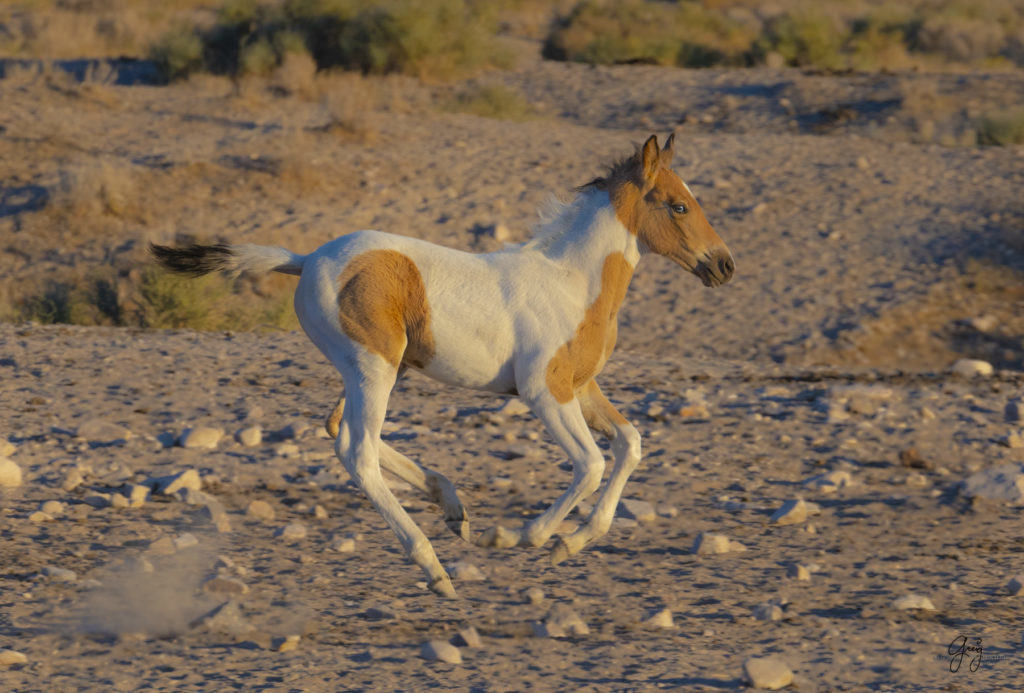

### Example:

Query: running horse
xmin=151 ymin=134 xmax=734 ymax=597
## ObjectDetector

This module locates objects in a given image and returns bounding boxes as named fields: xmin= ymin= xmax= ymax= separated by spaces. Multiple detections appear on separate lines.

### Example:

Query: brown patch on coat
xmin=578 ymin=379 xmax=629 ymax=437
xmin=336 ymin=249 xmax=434 ymax=369
xmin=546 ymin=252 xmax=633 ymax=403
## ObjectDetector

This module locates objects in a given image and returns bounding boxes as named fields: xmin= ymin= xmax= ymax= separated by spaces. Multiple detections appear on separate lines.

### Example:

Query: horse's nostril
xmin=719 ymin=256 xmax=734 ymax=277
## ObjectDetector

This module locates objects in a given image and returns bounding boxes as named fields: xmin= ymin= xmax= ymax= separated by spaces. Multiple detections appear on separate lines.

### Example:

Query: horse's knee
xmin=576 ymin=451 xmax=605 ymax=497
xmin=612 ymin=424 xmax=641 ymax=464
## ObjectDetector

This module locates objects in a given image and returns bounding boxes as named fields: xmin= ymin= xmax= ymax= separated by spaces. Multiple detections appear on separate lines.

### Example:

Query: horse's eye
xmin=671 ymin=203 xmax=688 ymax=215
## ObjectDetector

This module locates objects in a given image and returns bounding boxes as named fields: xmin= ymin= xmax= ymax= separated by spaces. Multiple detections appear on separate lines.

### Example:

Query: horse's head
xmin=602 ymin=134 xmax=734 ymax=287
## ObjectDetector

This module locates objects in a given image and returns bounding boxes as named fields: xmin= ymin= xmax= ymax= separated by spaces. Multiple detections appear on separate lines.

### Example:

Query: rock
xmin=1008 ymin=575 xmax=1024 ymax=595
xmin=961 ymin=463 xmax=1024 ymax=503
xmin=420 ymin=639 xmax=462 ymax=664
xmin=539 ymin=604 xmax=589 ymax=637
xmin=641 ymin=607 xmax=675 ymax=629
xmin=178 ymin=427 xmax=223 ymax=449
xmin=619 ymin=498 xmax=657 ymax=523
xmin=892 ymin=594 xmax=936 ymax=611
xmin=61 ymin=467 xmax=84 ymax=492
xmin=498 ymin=399 xmax=531 ymax=417
xmin=246 ymin=499 xmax=276 ymax=521
xmin=191 ymin=600 xmax=250 ymax=636
xmin=998 ymin=431 xmax=1024 ymax=449
xmin=311 ymin=504 xmax=329 ymax=520
xmin=532 ymin=620 xmax=566 ymax=638
xmin=743 ymin=656 xmax=794 ymax=690
xmin=28 ymin=511 xmax=53 ymax=523
xmin=279 ymin=421 xmax=310 ymax=440
xmin=970 ymin=314 xmax=998 ymax=332
xmin=40 ymin=500 xmax=64 ymax=515
xmin=330 ymin=536 xmax=356 ymax=552
xmin=0 ymin=458 xmax=23 ymax=487
xmin=804 ymin=470 xmax=852 ymax=493
xmin=83 ymin=493 xmax=111 ymax=509
xmin=524 ymin=586 xmax=545 ymax=605
xmin=752 ymin=601 xmax=784 ymax=621
xmin=770 ymin=499 xmax=808 ymax=525
xmin=274 ymin=443 xmax=301 ymax=457
xmin=154 ymin=469 xmax=201 ymax=495
xmin=276 ymin=522 xmax=307 ymax=541
xmin=174 ymin=533 xmax=200 ymax=551
xmin=203 ymin=576 xmax=250 ymax=596
xmin=899 ymin=447 xmax=932 ymax=470
xmin=275 ymin=634 xmax=301 ymax=652
xmin=447 ymin=561 xmax=485 ymax=581
xmin=453 ymin=626 xmax=482 ymax=648
xmin=75 ymin=419 xmax=131 ymax=444
xmin=110 ymin=493 xmax=130 ymax=509
xmin=0 ymin=649 xmax=28 ymax=668
xmin=692 ymin=532 xmax=746 ymax=555
xmin=236 ymin=426 xmax=262 ymax=447
xmin=1006 ymin=400 xmax=1023 ymax=423
xmin=787 ymin=563 xmax=811 ymax=581
xmin=951 ymin=359 xmax=993 ymax=378
xmin=147 ymin=536 xmax=176 ymax=555
xmin=128 ymin=484 xmax=149 ymax=507
xmin=677 ymin=402 xmax=711 ymax=420
xmin=364 ymin=605 xmax=398 ymax=620
xmin=0 ymin=441 xmax=14 ymax=457
xmin=645 ymin=403 xmax=665 ymax=419
xmin=42 ymin=566 xmax=77 ymax=582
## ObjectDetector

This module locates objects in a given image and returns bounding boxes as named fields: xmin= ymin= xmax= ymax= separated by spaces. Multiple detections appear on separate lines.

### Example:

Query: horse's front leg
xmin=550 ymin=379 xmax=641 ymax=565
xmin=477 ymin=390 xmax=605 ymax=550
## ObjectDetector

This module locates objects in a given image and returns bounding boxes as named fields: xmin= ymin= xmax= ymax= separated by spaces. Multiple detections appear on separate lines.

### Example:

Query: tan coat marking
xmin=546 ymin=252 xmax=633 ymax=403
xmin=337 ymin=249 xmax=434 ymax=369
xmin=578 ymin=379 xmax=629 ymax=437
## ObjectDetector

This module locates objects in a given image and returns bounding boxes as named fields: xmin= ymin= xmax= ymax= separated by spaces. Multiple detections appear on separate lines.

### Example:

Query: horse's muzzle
xmin=695 ymin=249 xmax=735 ymax=287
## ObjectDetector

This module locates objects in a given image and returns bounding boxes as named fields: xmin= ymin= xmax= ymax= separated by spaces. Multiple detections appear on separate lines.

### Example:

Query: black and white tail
xmin=150 ymin=242 xmax=305 ymax=277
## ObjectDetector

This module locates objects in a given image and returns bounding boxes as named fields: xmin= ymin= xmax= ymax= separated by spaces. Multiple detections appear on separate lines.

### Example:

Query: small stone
xmin=40 ymin=500 xmax=64 ymax=516
xmin=899 ymin=447 xmax=932 ymax=470
xmin=961 ymin=463 xmax=1024 ymax=503
xmin=75 ymin=419 xmax=132 ymax=444
xmin=191 ymin=600 xmax=250 ymax=636
xmin=641 ymin=607 xmax=675 ymax=629
xmin=787 ymin=563 xmax=811 ymax=581
xmin=524 ymin=586 xmax=545 ymax=605
xmin=29 ymin=511 xmax=53 ymax=523
xmin=236 ymin=426 xmax=262 ymax=447
xmin=174 ymin=533 xmax=200 ymax=551
xmin=532 ymin=621 xmax=565 ymax=638
xmin=0 ymin=441 xmax=14 ymax=458
xmin=752 ymin=602 xmax=784 ymax=621
xmin=128 ymin=484 xmax=149 ymax=507
xmin=0 ymin=649 xmax=28 ymax=668
xmin=155 ymin=469 xmax=201 ymax=495
xmin=420 ymin=639 xmax=462 ymax=664
xmin=311 ymin=504 xmax=329 ymax=519
xmin=364 ymin=604 xmax=398 ymax=620
xmin=970 ymin=315 xmax=998 ymax=332
xmin=498 ymin=399 xmax=531 ymax=417
xmin=0 ymin=458 xmax=23 ymax=487
xmin=771 ymin=499 xmax=808 ymax=525
xmin=892 ymin=594 xmax=936 ymax=611
xmin=279 ymin=421 xmax=310 ymax=440
xmin=178 ymin=427 xmax=224 ymax=449
xmin=677 ymin=402 xmax=711 ymax=420
xmin=692 ymin=532 xmax=746 ymax=554
xmin=203 ymin=576 xmax=249 ymax=595
xmin=804 ymin=470 xmax=852 ymax=493
xmin=246 ymin=499 xmax=276 ymax=521
xmin=951 ymin=359 xmax=993 ymax=378
xmin=276 ymin=634 xmax=301 ymax=652
xmin=147 ymin=536 xmax=176 ymax=555
xmin=447 ymin=561 xmax=485 ymax=581
xmin=330 ymin=536 xmax=356 ymax=552
xmin=83 ymin=493 xmax=111 ymax=509
xmin=855 ymin=155 xmax=871 ymax=170
xmin=619 ymin=498 xmax=657 ymax=523
xmin=61 ymin=468 xmax=84 ymax=492
xmin=110 ymin=493 xmax=130 ymax=509
xmin=453 ymin=626 xmax=482 ymax=648
xmin=274 ymin=442 xmax=301 ymax=457
xmin=1007 ymin=575 xmax=1024 ymax=595
xmin=541 ymin=604 xmax=589 ymax=636
xmin=645 ymin=403 xmax=665 ymax=419
xmin=42 ymin=566 xmax=77 ymax=582
xmin=743 ymin=656 xmax=794 ymax=690
xmin=275 ymin=522 xmax=307 ymax=541
xmin=998 ymin=431 xmax=1024 ymax=449
xmin=1006 ymin=400 xmax=1022 ymax=423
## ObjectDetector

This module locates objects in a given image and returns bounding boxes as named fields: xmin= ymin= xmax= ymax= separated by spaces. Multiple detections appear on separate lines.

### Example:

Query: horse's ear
xmin=659 ymin=133 xmax=675 ymax=167
xmin=640 ymin=135 xmax=660 ymax=183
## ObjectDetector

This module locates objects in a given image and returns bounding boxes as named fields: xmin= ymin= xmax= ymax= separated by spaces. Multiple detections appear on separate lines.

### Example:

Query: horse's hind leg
xmin=551 ymin=380 xmax=641 ymax=565
xmin=327 ymin=392 xmax=469 ymax=541
xmin=334 ymin=364 xmax=455 ymax=598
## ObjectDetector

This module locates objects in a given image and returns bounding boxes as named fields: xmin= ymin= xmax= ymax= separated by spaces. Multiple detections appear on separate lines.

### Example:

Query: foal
xmin=152 ymin=134 xmax=734 ymax=597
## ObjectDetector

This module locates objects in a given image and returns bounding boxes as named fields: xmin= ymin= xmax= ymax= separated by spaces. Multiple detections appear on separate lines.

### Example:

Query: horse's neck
xmin=534 ymin=190 xmax=640 ymax=276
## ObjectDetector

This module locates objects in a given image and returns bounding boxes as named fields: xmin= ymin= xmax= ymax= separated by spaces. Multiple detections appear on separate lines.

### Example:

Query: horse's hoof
xmin=427 ymin=575 xmax=457 ymax=599
xmin=476 ymin=525 xmax=519 ymax=549
xmin=446 ymin=516 xmax=471 ymax=543
xmin=550 ymin=536 xmax=571 ymax=566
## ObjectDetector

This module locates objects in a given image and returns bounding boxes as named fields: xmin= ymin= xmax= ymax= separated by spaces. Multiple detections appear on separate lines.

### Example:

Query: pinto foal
xmin=152 ymin=134 xmax=734 ymax=597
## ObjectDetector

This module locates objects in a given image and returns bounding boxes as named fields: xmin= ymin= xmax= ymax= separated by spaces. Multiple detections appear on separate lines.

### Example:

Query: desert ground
xmin=2 ymin=11 xmax=1024 ymax=692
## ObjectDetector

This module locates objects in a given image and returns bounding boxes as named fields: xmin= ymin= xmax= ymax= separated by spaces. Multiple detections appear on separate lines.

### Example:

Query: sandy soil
xmin=2 ymin=44 xmax=1024 ymax=691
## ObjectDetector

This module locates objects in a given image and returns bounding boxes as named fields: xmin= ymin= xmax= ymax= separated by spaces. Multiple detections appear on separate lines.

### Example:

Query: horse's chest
xmin=544 ymin=252 xmax=632 ymax=403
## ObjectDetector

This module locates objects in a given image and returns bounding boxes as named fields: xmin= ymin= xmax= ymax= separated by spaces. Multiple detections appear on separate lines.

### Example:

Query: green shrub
xmin=149 ymin=25 xmax=204 ymax=81
xmin=757 ymin=8 xmax=845 ymax=69
xmin=977 ymin=108 xmax=1024 ymax=146
xmin=446 ymin=84 xmax=533 ymax=120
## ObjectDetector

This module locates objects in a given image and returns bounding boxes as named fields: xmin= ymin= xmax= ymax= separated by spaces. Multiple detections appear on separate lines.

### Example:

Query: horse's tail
xmin=149 ymin=242 xmax=305 ymax=278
